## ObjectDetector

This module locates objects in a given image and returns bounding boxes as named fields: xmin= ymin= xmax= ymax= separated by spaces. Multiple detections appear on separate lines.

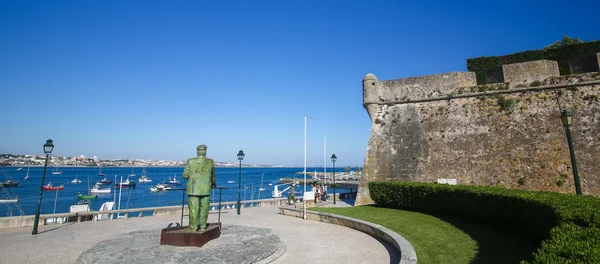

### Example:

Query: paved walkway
xmin=0 ymin=204 xmax=398 ymax=264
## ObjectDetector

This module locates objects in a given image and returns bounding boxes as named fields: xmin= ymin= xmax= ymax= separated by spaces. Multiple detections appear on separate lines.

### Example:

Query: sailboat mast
xmin=118 ymin=176 xmax=123 ymax=212
xmin=303 ymin=116 xmax=307 ymax=220
xmin=53 ymin=189 xmax=59 ymax=214
xmin=113 ymin=175 xmax=117 ymax=203
xmin=324 ymin=137 xmax=327 ymax=185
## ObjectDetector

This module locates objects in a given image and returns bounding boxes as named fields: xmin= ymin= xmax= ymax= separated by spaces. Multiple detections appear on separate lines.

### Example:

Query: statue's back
xmin=185 ymin=157 xmax=214 ymax=195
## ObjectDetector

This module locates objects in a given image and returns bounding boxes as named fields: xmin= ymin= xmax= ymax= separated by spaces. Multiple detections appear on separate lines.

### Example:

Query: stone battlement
xmin=363 ymin=55 xmax=600 ymax=111
xmin=357 ymin=55 xmax=600 ymax=205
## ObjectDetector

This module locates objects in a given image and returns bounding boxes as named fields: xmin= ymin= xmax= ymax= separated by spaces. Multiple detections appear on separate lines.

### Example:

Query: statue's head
xmin=197 ymin=144 xmax=207 ymax=157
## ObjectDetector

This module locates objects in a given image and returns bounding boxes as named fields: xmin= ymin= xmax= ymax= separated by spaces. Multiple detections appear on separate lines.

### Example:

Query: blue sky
xmin=1 ymin=0 xmax=599 ymax=166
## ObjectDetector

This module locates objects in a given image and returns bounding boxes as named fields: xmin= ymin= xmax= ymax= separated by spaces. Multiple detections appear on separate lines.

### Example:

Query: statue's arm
xmin=183 ymin=159 xmax=191 ymax=179
xmin=211 ymin=161 xmax=216 ymax=188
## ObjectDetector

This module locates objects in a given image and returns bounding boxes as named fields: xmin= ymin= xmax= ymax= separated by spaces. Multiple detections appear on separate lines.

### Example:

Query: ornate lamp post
xmin=560 ymin=110 xmax=582 ymax=195
xmin=32 ymin=139 xmax=54 ymax=235
xmin=331 ymin=154 xmax=337 ymax=204
xmin=237 ymin=150 xmax=245 ymax=215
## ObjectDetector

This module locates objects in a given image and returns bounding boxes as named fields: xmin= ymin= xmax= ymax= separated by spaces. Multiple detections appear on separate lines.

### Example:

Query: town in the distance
xmin=0 ymin=153 xmax=295 ymax=168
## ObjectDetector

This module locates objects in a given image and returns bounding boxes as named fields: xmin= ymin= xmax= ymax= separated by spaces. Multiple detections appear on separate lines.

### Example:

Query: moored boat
xmin=90 ymin=184 xmax=111 ymax=194
xmin=168 ymin=175 xmax=181 ymax=185
xmin=43 ymin=183 xmax=64 ymax=191
xmin=115 ymin=179 xmax=136 ymax=188
xmin=138 ymin=175 xmax=152 ymax=183
xmin=1 ymin=179 xmax=19 ymax=187
xmin=76 ymin=193 xmax=98 ymax=200
xmin=97 ymin=178 xmax=113 ymax=185
xmin=71 ymin=176 xmax=82 ymax=184
xmin=0 ymin=197 xmax=19 ymax=204
xmin=51 ymin=167 xmax=62 ymax=175
xmin=150 ymin=183 xmax=171 ymax=192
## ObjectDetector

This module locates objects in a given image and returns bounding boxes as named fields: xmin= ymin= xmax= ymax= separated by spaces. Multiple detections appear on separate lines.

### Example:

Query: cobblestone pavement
xmin=0 ymin=205 xmax=398 ymax=264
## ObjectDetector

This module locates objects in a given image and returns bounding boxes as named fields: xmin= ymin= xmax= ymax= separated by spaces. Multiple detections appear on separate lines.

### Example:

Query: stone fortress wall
xmin=356 ymin=54 xmax=600 ymax=205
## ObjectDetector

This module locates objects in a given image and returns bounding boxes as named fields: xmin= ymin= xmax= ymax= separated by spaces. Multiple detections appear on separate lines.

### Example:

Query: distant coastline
xmin=3 ymin=164 xmax=300 ymax=168
xmin=1 ymin=153 xmax=298 ymax=168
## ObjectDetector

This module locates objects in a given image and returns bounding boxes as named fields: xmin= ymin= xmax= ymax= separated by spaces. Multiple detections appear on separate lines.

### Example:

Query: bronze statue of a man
xmin=183 ymin=144 xmax=216 ymax=231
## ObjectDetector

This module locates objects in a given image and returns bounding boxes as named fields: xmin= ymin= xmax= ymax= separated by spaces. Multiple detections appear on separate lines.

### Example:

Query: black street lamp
xmin=331 ymin=154 xmax=337 ymax=205
xmin=32 ymin=139 xmax=54 ymax=235
xmin=560 ymin=110 xmax=582 ymax=195
xmin=236 ymin=150 xmax=245 ymax=215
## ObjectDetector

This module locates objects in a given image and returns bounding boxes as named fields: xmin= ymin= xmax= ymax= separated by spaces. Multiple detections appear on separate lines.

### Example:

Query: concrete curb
xmin=279 ymin=206 xmax=417 ymax=264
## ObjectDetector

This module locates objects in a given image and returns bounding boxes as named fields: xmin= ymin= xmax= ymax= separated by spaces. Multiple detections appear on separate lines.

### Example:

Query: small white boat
xmin=259 ymin=188 xmax=266 ymax=191
xmin=150 ymin=183 xmax=171 ymax=192
xmin=71 ymin=176 xmax=82 ymax=184
xmin=24 ymin=167 xmax=30 ymax=180
xmin=268 ymin=183 xmax=273 ymax=186
xmin=228 ymin=180 xmax=235 ymax=184
xmin=129 ymin=167 xmax=136 ymax=177
xmin=168 ymin=175 xmax=181 ymax=185
xmin=90 ymin=184 xmax=111 ymax=194
xmin=0 ymin=197 xmax=18 ymax=204
xmin=51 ymin=167 xmax=62 ymax=175
xmin=16 ymin=168 xmax=22 ymax=171
xmin=138 ymin=175 xmax=152 ymax=183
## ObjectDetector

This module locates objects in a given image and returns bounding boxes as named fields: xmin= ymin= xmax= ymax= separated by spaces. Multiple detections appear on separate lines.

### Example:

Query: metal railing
xmin=0 ymin=198 xmax=288 ymax=229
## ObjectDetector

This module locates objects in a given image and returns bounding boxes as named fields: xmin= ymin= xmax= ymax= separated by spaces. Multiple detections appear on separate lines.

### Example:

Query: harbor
xmin=0 ymin=166 xmax=355 ymax=217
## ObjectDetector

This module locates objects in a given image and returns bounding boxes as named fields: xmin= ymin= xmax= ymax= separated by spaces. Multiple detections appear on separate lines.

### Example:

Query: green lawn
xmin=311 ymin=206 xmax=537 ymax=264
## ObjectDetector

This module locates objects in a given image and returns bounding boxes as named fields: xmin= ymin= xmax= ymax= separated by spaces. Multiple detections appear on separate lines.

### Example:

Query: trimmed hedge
xmin=368 ymin=181 xmax=600 ymax=263
xmin=467 ymin=41 xmax=600 ymax=84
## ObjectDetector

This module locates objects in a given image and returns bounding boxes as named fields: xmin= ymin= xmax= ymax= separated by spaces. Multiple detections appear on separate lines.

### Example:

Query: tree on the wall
xmin=544 ymin=35 xmax=582 ymax=50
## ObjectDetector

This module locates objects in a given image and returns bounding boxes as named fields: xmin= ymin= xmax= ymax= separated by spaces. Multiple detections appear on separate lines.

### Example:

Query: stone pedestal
xmin=160 ymin=222 xmax=221 ymax=247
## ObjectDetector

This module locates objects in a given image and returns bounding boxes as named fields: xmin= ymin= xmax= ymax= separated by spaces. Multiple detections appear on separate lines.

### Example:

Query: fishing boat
xmin=76 ymin=193 xmax=98 ymax=200
xmin=71 ymin=175 xmax=82 ymax=184
xmin=168 ymin=175 xmax=181 ymax=185
xmin=138 ymin=168 xmax=151 ymax=182
xmin=43 ymin=183 xmax=64 ymax=191
xmin=97 ymin=178 xmax=113 ymax=185
xmin=24 ymin=167 xmax=30 ymax=180
xmin=1 ymin=179 xmax=19 ymax=187
xmin=51 ymin=167 xmax=62 ymax=175
xmin=115 ymin=178 xmax=136 ymax=188
xmin=150 ymin=183 xmax=171 ymax=192
xmin=138 ymin=175 xmax=152 ymax=183
xmin=90 ymin=184 xmax=111 ymax=194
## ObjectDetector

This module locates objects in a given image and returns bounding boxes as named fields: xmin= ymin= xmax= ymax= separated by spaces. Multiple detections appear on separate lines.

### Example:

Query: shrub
xmin=368 ymin=181 xmax=600 ymax=263
xmin=497 ymin=96 xmax=516 ymax=111
xmin=466 ymin=40 xmax=600 ymax=84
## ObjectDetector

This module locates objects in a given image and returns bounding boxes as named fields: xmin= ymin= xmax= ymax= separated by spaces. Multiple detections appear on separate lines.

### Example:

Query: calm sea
xmin=0 ymin=166 xmax=349 ymax=217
